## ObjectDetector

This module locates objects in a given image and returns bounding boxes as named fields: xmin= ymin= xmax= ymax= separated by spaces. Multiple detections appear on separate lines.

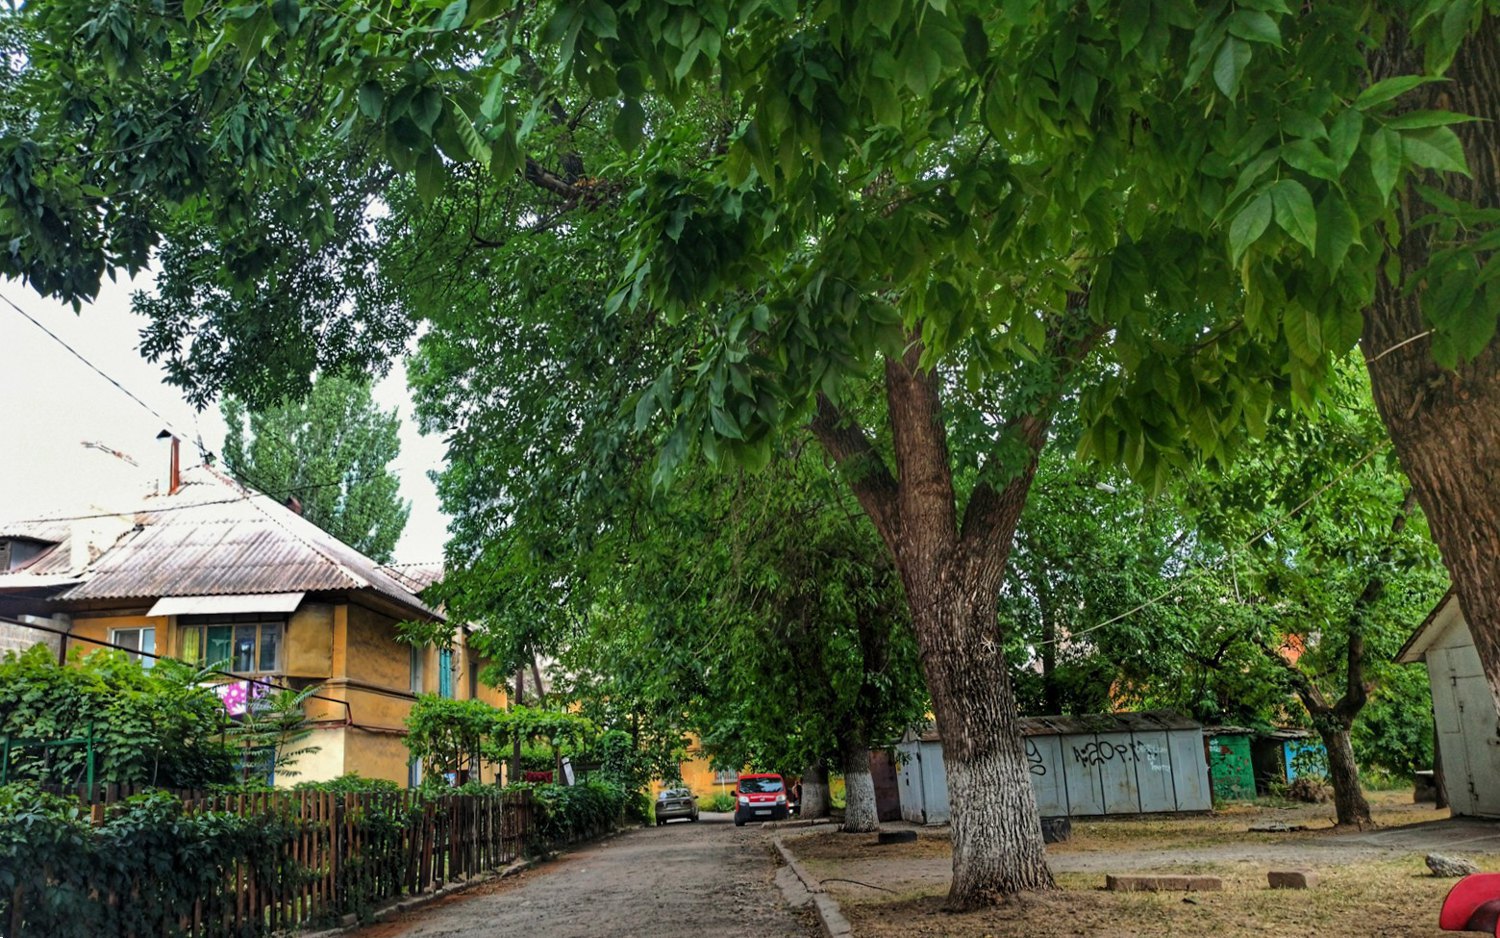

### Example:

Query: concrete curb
xmin=774 ymin=834 xmax=853 ymax=938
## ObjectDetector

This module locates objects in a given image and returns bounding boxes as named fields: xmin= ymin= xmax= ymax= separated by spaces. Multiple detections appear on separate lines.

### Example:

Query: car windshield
xmin=738 ymin=777 xmax=783 ymax=794
xmin=659 ymin=789 xmax=689 ymax=799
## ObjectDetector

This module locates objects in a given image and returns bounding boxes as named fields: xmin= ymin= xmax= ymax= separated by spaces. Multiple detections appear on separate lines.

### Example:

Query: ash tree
xmin=217 ymin=374 xmax=410 ymax=562
xmin=5 ymin=0 xmax=1500 ymax=907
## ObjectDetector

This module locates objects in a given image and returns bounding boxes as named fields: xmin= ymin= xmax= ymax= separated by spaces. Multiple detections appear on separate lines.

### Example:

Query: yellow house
xmin=0 ymin=464 xmax=506 ymax=787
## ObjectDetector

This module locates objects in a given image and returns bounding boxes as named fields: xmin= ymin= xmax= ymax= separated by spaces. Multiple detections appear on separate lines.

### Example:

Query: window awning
xmin=147 ymin=592 xmax=305 ymax=617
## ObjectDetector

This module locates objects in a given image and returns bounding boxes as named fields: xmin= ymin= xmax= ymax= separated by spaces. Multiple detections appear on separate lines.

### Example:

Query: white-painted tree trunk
xmin=841 ymin=736 xmax=879 ymax=833
xmin=802 ymin=761 xmax=831 ymax=818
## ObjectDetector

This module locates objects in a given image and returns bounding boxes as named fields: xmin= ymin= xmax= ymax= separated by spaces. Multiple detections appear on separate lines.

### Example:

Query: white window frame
xmin=109 ymin=626 xmax=156 ymax=668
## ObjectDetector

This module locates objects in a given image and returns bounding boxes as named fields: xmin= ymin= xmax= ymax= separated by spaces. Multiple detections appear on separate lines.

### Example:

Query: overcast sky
xmin=0 ymin=275 xmax=451 ymax=564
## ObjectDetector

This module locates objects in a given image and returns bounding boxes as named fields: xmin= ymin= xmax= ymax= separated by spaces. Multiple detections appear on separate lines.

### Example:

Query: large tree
xmin=4 ymin=0 xmax=1500 ymax=906
xmin=218 ymin=374 xmax=410 ymax=561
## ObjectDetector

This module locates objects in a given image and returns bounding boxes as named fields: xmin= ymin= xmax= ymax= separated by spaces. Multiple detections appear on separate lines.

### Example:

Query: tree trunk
xmin=802 ymin=760 xmax=831 ymax=818
xmin=919 ymin=592 xmax=1054 ymax=906
xmin=1316 ymin=720 xmax=1373 ymax=829
xmin=1363 ymin=16 xmax=1500 ymax=713
xmin=510 ymin=668 xmax=524 ymax=785
xmin=839 ymin=728 xmax=879 ymax=833
xmin=808 ymin=320 xmax=1093 ymax=906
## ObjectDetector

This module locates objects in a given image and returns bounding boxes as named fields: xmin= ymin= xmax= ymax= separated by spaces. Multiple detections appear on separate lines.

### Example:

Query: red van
xmin=734 ymin=772 xmax=789 ymax=826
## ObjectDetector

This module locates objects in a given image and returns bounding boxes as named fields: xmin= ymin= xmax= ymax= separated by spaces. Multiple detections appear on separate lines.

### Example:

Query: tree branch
xmin=960 ymin=291 xmax=1102 ymax=551
xmin=1331 ymin=488 xmax=1419 ymax=722
xmin=808 ymin=394 xmax=902 ymax=553
xmin=885 ymin=334 xmax=958 ymax=556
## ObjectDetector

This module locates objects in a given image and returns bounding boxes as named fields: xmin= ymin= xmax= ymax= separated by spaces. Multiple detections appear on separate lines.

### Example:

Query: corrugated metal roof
xmin=903 ymin=709 xmax=1202 ymax=743
xmin=0 ymin=466 xmax=439 ymax=621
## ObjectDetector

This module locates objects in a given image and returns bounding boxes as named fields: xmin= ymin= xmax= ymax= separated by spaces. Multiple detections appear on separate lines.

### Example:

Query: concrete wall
xmin=0 ymin=617 xmax=62 ymax=658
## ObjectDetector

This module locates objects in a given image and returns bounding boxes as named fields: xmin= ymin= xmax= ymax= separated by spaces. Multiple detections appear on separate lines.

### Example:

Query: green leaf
xmin=1281 ymin=139 xmax=1338 ymax=180
xmin=1384 ymin=109 xmax=1477 ymax=130
xmin=1229 ymin=191 xmax=1273 ymax=261
xmin=357 ymin=82 xmax=384 ymax=120
xmin=1213 ymin=36 xmax=1251 ymax=98
xmin=435 ymin=0 xmax=468 ymax=32
xmin=1328 ymin=109 xmax=1362 ymax=171
xmin=1315 ymin=192 xmax=1360 ymax=272
xmin=410 ymin=86 xmax=444 ymax=134
xmin=1355 ymin=75 xmax=1437 ymax=111
xmin=1368 ymin=127 xmax=1400 ymax=201
xmin=867 ymin=0 xmax=901 ymax=35
xmin=1283 ymin=302 xmax=1323 ymax=363
xmin=614 ymin=98 xmax=646 ymax=151
xmin=270 ymin=0 xmax=300 ymax=35
xmin=1227 ymin=10 xmax=1280 ymax=45
xmin=1402 ymin=126 xmax=1470 ymax=175
xmin=1270 ymin=179 xmax=1317 ymax=253
xmin=183 ymin=0 xmax=203 ymax=21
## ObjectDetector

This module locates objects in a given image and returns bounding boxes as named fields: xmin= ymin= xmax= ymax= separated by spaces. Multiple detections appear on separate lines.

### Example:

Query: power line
xmin=2 ymin=291 xmax=193 ymax=442
xmin=2 ymin=290 xmax=416 ymax=521
xmin=1041 ymin=439 xmax=1392 ymax=646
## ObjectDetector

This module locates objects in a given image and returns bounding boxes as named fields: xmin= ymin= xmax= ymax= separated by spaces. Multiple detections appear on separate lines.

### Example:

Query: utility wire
xmin=1041 ymin=439 xmax=1392 ymax=646
xmin=2 ymin=291 xmax=191 ymax=442
xmin=1 ymin=291 xmax=414 ymax=523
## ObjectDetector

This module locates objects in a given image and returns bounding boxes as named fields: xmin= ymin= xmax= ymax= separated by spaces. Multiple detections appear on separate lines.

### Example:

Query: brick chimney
xmin=155 ymin=430 xmax=181 ymax=495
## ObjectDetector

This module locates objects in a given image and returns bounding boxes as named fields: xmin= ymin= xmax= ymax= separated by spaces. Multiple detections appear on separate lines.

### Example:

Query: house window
xmin=438 ymin=648 xmax=454 ymax=698
xmin=410 ymin=645 xmax=424 ymax=694
xmin=408 ymin=756 xmax=423 ymax=789
xmin=179 ymin=614 xmax=284 ymax=674
xmin=110 ymin=627 xmax=156 ymax=668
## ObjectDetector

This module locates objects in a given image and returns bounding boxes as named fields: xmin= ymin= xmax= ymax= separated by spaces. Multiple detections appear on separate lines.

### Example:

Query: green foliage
xmin=0 ymin=784 xmax=301 ymax=937
xmin=220 ymin=374 xmax=410 ymax=561
xmin=0 ymin=646 xmax=234 ymax=788
xmin=701 ymin=791 xmax=736 ymax=813
xmin=405 ymin=695 xmax=500 ymax=780
xmin=1352 ymin=664 xmax=1435 ymax=778
xmin=519 ymin=778 xmax=629 ymax=843
xmin=404 ymin=695 xmax=596 ymax=782
xmin=226 ymin=683 xmax=323 ymax=784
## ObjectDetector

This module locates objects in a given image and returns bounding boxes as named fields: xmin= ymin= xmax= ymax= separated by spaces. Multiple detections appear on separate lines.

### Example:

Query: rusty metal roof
xmin=0 ymin=466 xmax=439 ymax=621
xmin=902 ymin=710 xmax=1202 ymax=743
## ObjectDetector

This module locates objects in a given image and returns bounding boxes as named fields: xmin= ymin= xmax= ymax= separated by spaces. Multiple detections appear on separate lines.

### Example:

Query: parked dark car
xmin=655 ymin=787 xmax=700 ymax=825
xmin=734 ymin=773 xmax=788 ymax=826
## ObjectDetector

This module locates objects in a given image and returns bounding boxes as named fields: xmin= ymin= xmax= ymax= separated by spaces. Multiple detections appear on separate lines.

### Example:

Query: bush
xmin=0 ymin=646 xmax=235 ymax=788
xmin=700 ymin=791 xmax=736 ymax=812
xmin=511 ymin=778 xmax=627 ymax=844
xmin=0 ymin=783 xmax=300 ymax=937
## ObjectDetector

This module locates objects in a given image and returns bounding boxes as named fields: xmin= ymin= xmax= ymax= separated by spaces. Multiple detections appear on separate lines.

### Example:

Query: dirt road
xmin=353 ymin=813 xmax=817 ymax=938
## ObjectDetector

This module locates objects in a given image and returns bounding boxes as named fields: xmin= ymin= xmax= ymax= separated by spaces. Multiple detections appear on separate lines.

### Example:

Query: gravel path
xmin=353 ymin=813 xmax=817 ymax=938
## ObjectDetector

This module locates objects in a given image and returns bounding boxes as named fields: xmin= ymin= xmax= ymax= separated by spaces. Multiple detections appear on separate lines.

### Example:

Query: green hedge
xmin=0 ymin=784 xmax=300 ymax=937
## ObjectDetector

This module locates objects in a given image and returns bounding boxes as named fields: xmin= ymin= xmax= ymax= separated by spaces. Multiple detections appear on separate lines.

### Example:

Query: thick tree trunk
xmin=919 ymin=592 xmax=1054 ymax=906
xmin=1364 ymin=16 xmax=1500 ymax=713
xmin=808 ymin=318 xmax=1093 ymax=906
xmin=802 ymin=760 xmax=831 ymax=818
xmin=839 ymin=728 xmax=879 ymax=833
xmin=1316 ymin=720 xmax=1373 ymax=829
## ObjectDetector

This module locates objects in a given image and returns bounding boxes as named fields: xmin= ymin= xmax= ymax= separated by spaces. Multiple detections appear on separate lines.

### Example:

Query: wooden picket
xmin=6 ymin=786 xmax=536 ymax=937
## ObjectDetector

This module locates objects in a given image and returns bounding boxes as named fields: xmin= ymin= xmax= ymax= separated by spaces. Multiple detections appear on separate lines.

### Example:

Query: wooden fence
xmin=5 ymin=785 xmax=535 ymax=937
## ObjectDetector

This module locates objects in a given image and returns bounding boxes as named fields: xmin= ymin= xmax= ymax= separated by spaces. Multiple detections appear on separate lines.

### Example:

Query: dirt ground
xmin=787 ymin=791 xmax=1500 ymax=937
xmin=351 ymin=813 xmax=817 ymax=938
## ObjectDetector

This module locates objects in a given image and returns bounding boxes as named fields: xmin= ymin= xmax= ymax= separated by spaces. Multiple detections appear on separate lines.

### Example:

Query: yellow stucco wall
xmin=284 ymin=603 xmax=334 ymax=677
xmin=61 ymin=602 xmax=511 ymax=788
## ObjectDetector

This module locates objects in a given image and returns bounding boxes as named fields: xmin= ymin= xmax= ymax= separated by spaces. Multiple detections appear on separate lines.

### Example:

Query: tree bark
xmin=1317 ymin=719 xmax=1373 ymax=828
xmin=809 ymin=321 xmax=1091 ymax=906
xmin=801 ymin=760 xmax=831 ymax=818
xmin=1363 ymin=16 xmax=1500 ymax=713
xmin=839 ymin=727 xmax=879 ymax=833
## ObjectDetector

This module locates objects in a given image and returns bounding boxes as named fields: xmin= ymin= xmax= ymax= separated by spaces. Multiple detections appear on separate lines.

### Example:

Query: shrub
xmin=0 ymin=646 xmax=234 ymax=788
xmin=701 ymin=791 xmax=736 ymax=812
xmin=0 ymin=783 xmax=300 ymax=937
xmin=515 ymin=778 xmax=627 ymax=844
